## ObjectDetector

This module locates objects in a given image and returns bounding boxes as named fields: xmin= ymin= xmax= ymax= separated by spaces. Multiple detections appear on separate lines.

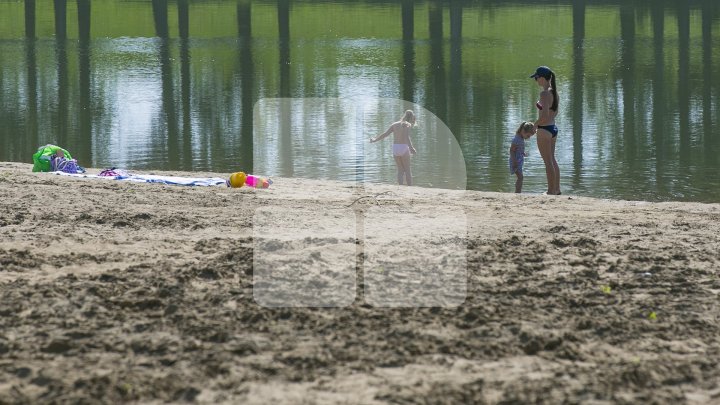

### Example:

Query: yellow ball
xmin=229 ymin=172 xmax=247 ymax=188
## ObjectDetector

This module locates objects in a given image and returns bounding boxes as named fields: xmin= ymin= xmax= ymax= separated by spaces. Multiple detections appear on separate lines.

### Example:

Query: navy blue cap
xmin=530 ymin=66 xmax=552 ymax=79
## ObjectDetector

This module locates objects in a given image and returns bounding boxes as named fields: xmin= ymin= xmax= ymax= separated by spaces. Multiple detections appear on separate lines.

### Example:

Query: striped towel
xmin=52 ymin=171 xmax=228 ymax=187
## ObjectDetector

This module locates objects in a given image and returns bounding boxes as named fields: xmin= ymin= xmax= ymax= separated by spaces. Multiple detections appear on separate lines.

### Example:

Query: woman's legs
xmin=551 ymin=136 xmax=560 ymax=194
xmin=536 ymin=129 xmax=556 ymax=194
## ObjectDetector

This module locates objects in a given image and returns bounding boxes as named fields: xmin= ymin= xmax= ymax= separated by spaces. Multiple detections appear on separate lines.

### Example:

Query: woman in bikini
xmin=530 ymin=66 xmax=561 ymax=195
xmin=369 ymin=110 xmax=417 ymax=186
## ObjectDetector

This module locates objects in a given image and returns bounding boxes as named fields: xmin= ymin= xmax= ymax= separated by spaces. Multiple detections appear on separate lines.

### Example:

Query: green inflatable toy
xmin=32 ymin=144 xmax=72 ymax=172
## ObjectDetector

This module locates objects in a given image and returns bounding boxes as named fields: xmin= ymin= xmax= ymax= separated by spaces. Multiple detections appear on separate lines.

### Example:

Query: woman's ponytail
xmin=550 ymin=72 xmax=558 ymax=112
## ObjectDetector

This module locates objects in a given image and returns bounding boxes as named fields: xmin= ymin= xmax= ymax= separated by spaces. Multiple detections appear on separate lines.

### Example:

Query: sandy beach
xmin=1 ymin=161 xmax=719 ymax=404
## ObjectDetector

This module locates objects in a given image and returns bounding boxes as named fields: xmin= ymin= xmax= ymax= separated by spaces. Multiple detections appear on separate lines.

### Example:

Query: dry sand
xmin=1 ymin=161 xmax=719 ymax=404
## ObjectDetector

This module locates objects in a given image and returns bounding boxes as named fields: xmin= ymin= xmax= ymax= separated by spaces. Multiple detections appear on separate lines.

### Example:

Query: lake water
xmin=1 ymin=0 xmax=719 ymax=202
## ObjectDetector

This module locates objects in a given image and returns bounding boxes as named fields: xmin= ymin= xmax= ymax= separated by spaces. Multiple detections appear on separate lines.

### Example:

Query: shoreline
xmin=1 ymin=161 xmax=719 ymax=403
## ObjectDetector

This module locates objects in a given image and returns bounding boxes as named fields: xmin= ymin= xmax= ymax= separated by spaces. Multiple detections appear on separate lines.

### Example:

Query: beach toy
xmin=227 ymin=172 xmax=272 ymax=189
xmin=228 ymin=172 xmax=247 ymax=188
xmin=245 ymin=174 xmax=271 ymax=188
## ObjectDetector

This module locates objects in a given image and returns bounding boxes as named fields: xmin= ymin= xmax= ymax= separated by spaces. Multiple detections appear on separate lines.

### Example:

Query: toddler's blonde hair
xmin=401 ymin=110 xmax=417 ymax=127
xmin=516 ymin=121 xmax=534 ymax=134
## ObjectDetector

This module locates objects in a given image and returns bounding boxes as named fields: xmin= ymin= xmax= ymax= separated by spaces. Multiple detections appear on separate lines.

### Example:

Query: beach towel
xmin=52 ymin=171 xmax=228 ymax=187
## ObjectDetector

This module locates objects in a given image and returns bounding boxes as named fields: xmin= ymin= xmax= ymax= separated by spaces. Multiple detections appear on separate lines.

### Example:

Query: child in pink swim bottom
xmin=370 ymin=110 xmax=417 ymax=186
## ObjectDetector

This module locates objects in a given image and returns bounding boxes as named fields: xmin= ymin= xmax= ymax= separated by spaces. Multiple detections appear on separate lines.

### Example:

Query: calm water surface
xmin=1 ymin=0 xmax=719 ymax=201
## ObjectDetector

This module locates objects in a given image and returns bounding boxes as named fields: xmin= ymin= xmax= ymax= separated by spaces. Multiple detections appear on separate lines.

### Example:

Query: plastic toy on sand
xmin=227 ymin=172 xmax=272 ymax=189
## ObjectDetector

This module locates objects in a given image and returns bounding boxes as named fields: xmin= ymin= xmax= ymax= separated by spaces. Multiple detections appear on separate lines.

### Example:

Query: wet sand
xmin=1 ymin=161 xmax=719 ymax=404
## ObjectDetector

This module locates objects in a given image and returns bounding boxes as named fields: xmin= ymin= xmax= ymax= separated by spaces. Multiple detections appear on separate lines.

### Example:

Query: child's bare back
xmin=390 ymin=121 xmax=412 ymax=145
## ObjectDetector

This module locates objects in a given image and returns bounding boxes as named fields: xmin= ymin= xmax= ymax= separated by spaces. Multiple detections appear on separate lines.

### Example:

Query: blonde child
xmin=509 ymin=121 xmax=536 ymax=193
xmin=370 ymin=110 xmax=417 ymax=186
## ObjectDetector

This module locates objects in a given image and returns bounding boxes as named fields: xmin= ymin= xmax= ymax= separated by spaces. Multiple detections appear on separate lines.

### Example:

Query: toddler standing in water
xmin=509 ymin=121 xmax=536 ymax=193
xmin=370 ymin=110 xmax=417 ymax=186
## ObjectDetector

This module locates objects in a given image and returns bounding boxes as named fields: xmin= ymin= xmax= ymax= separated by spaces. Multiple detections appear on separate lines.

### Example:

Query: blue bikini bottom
xmin=537 ymin=124 xmax=558 ymax=138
